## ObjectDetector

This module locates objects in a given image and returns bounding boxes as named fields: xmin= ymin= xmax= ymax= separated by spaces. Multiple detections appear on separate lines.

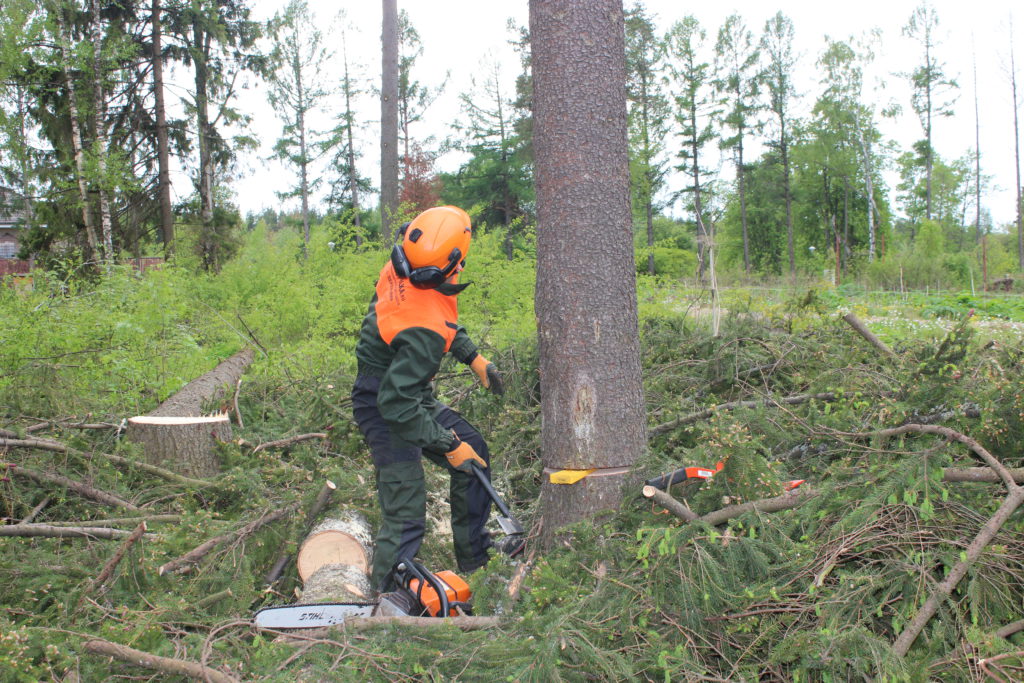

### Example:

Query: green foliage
xmin=3 ymin=238 xmax=1024 ymax=681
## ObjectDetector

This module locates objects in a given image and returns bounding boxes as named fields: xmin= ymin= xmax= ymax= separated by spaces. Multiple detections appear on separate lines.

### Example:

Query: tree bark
xmin=150 ymin=348 xmax=254 ymax=417
xmin=0 ymin=524 xmax=146 ymax=539
xmin=152 ymin=0 xmax=174 ymax=255
xmin=380 ymin=0 xmax=399 ymax=241
xmin=531 ymin=0 xmax=646 ymax=544
xmin=90 ymin=0 xmax=114 ymax=264
xmin=1010 ymin=26 xmax=1023 ymax=270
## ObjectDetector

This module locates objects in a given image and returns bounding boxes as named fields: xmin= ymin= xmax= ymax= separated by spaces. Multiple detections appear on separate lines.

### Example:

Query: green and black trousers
xmin=352 ymin=375 xmax=493 ymax=590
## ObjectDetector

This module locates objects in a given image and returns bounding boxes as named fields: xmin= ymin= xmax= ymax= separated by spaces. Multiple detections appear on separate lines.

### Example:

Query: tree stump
xmin=126 ymin=349 xmax=254 ymax=479
xmin=126 ymin=415 xmax=230 ymax=479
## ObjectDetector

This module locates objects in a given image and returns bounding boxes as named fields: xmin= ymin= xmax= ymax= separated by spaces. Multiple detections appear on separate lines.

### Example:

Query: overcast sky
xmin=219 ymin=1 xmax=1022 ymax=229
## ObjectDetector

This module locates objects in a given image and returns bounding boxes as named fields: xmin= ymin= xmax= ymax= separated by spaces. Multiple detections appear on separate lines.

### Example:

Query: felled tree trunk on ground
xmin=296 ymin=512 xmax=374 ymax=603
xmin=127 ymin=349 xmax=253 ymax=478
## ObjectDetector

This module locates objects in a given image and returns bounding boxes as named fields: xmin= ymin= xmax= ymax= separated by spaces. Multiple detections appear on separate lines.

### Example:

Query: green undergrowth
xmin=2 ymin=232 xmax=1024 ymax=680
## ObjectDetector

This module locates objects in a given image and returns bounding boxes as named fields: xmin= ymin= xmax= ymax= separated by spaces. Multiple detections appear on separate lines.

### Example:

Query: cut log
xmin=296 ymin=512 xmax=373 ymax=583
xmin=126 ymin=415 xmax=230 ymax=479
xmin=300 ymin=563 xmax=375 ymax=604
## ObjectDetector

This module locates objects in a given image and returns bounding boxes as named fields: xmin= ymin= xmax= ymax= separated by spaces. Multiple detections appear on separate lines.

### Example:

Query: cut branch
xmin=0 ymin=524 xmax=149 ymax=539
xmin=842 ymin=313 xmax=896 ymax=357
xmin=892 ymin=483 xmax=1024 ymax=656
xmin=641 ymin=485 xmax=699 ymax=522
xmin=1 ymin=437 xmax=209 ymax=488
xmin=253 ymin=433 xmax=328 ymax=453
xmin=943 ymin=467 xmax=1024 ymax=484
xmin=82 ymin=638 xmax=237 ymax=683
xmin=159 ymin=503 xmax=300 ymax=576
xmin=10 ymin=465 xmax=140 ymax=511
xmin=698 ymin=488 xmax=818 ymax=527
xmin=76 ymin=522 xmax=147 ymax=611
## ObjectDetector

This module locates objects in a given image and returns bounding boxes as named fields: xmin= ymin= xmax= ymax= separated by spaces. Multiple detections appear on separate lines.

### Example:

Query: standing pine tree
xmin=760 ymin=12 xmax=798 ymax=277
xmin=903 ymin=2 xmax=958 ymax=223
xmin=666 ymin=15 xmax=717 ymax=282
xmin=266 ymin=0 xmax=331 ymax=250
xmin=714 ymin=13 xmax=761 ymax=276
xmin=380 ymin=0 xmax=399 ymax=241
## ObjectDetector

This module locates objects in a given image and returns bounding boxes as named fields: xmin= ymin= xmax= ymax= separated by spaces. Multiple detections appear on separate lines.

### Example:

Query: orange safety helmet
xmin=390 ymin=206 xmax=472 ymax=289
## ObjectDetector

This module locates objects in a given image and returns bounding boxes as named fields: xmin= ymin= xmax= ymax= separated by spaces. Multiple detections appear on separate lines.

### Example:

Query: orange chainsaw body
xmin=406 ymin=570 xmax=471 ymax=617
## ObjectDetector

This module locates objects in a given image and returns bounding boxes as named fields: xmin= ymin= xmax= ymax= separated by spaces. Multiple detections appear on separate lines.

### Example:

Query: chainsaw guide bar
xmin=254 ymin=602 xmax=376 ymax=629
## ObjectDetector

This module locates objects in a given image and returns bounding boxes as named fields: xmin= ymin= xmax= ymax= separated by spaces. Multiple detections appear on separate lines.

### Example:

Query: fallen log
xmin=82 ymin=638 xmax=237 ymax=683
xmin=150 ymin=348 xmax=254 ymax=417
xmin=9 ymin=465 xmax=140 ymax=511
xmin=296 ymin=511 xmax=373 ymax=583
xmin=159 ymin=503 xmax=300 ymax=576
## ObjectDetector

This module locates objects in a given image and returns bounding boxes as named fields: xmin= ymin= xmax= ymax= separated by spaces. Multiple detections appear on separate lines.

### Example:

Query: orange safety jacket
xmin=355 ymin=261 xmax=479 ymax=452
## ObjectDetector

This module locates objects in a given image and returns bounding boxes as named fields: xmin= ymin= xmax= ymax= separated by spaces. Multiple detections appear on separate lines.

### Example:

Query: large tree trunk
xmin=531 ymin=0 xmax=646 ymax=546
xmin=380 ymin=0 xmax=399 ymax=242
xmin=152 ymin=0 xmax=174 ymax=256
xmin=126 ymin=349 xmax=253 ymax=478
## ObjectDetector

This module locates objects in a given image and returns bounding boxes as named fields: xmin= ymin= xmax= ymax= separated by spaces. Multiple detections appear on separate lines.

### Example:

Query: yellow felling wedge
xmin=549 ymin=468 xmax=596 ymax=485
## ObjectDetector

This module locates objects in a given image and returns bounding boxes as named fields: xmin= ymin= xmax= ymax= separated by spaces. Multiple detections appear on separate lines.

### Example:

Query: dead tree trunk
xmin=296 ymin=512 xmax=373 ymax=603
xmin=127 ymin=349 xmax=253 ymax=478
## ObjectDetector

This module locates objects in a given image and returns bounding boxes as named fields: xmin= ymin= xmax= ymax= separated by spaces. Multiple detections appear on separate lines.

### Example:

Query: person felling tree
xmin=351 ymin=205 xmax=521 ymax=592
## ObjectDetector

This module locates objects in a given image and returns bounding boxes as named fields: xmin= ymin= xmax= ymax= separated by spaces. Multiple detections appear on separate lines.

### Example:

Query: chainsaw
xmin=254 ymin=558 xmax=469 ymax=629
xmin=254 ymin=464 xmax=524 ymax=629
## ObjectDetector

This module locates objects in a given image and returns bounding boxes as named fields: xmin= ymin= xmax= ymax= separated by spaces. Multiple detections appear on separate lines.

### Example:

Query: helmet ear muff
xmin=391 ymin=245 xmax=463 ymax=290
xmin=390 ymin=243 xmax=412 ymax=278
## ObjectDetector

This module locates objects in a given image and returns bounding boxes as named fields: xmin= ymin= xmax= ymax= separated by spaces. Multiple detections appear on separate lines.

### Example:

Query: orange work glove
xmin=470 ymin=354 xmax=504 ymax=395
xmin=445 ymin=437 xmax=487 ymax=473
